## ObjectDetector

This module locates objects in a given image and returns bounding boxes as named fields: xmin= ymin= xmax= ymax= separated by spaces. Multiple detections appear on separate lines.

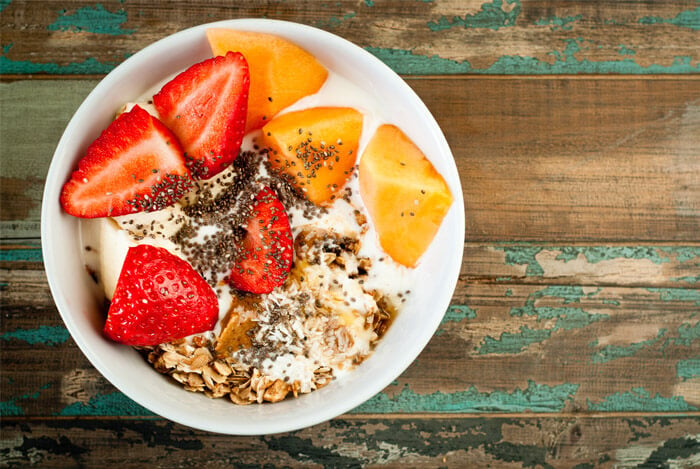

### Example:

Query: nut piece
xmin=263 ymin=379 xmax=291 ymax=403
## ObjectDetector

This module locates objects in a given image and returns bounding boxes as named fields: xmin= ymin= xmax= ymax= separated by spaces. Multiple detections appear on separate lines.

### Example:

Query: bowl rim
xmin=41 ymin=18 xmax=465 ymax=435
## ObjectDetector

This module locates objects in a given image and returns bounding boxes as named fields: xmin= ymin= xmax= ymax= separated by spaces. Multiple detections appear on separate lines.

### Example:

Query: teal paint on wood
xmin=435 ymin=305 xmax=477 ymax=336
xmin=668 ymin=322 xmax=700 ymax=347
xmin=672 ymin=275 xmax=700 ymax=283
xmin=367 ymin=39 xmax=700 ymax=75
xmin=478 ymin=286 xmax=608 ymax=354
xmin=313 ymin=12 xmax=356 ymax=29
xmin=47 ymin=3 xmax=134 ymax=35
xmin=496 ymin=245 xmax=697 ymax=278
xmin=1 ymin=325 xmax=70 ymax=346
xmin=352 ymin=380 xmax=578 ymax=413
xmin=589 ymin=329 xmax=667 ymax=364
xmin=677 ymin=357 xmax=700 ymax=380
xmin=0 ymin=53 xmax=118 ymax=74
xmin=0 ymin=399 xmax=24 ymax=416
xmin=478 ymin=325 xmax=552 ymax=354
xmin=497 ymin=245 xmax=544 ymax=276
xmin=534 ymin=14 xmax=582 ymax=31
xmin=365 ymin=47 xmax=473 ymax=75
xmin=587 ymin=387 xmax=697 ymax=411
xmin=648 ymin=288 xmax=700 ymax=306
xmin=639 ymin=6 xmax=700 ymax=31
xmin=0 ymin=0 xmax=10 ymax=13
xmin=427 ymin=0 xmax=521 ymax=31
xmin=659 ymin=247 xmax=699 ymax=263
xmin=57 ymin=391 xmax=154 ymax=416
xmin=0 ymin=248 xmax=43 ymax=262
xmin=1 ymin=384 xmax=51 ymax=416
xmin=617 ymin=45 xmax=637 ymax=56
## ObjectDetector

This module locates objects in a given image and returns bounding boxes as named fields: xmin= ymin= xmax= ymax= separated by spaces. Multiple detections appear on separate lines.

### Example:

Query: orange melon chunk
xmin=261 ymin=107 xmax=363 ymax=205
xmin=359 ymin=124 xmax=453 ymax=267
xmin=206 ymin=28 xmax=329 ymax=133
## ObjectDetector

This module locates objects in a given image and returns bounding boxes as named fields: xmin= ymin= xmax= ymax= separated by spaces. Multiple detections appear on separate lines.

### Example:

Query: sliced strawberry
xmin=153 ymin=51 xmax=250 ymax=180
xmin=229 ymin=186 xmax=293 ymax=294
xmin=104 ymin=244 xmax=219 ymax=346
xmin=60 ymin=105 xmax=192 ymax=218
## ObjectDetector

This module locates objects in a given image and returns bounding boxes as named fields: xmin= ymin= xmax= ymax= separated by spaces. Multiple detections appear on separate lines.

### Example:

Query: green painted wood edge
xmin=495 ymin=245 xmax=699 ymax=278
xmin=3 ymin=244 xmax=696 ymax=271
xmin=2 ymin=417 xmax=699 ymax=468
xmin=46 ymin=4 xmax=134 ymax=36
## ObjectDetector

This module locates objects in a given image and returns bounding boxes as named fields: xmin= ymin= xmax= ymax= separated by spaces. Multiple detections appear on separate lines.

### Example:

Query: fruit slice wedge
xmin=359 ymin=124 xmax=453 ymax=267
xmin=261 ymin=107 xmax=363 ymax=205
xmin=153 ymin=51 xmax=249 ymax=179
xmin=104 ymin=244 xmax=219 ymax=346
xmin=206 ymin=28 xmax=328 ymax=133
xmin=229 ymin=186 xmax=293 ymax=294
xmin=60 ymin=105 xmax=192 ymax=218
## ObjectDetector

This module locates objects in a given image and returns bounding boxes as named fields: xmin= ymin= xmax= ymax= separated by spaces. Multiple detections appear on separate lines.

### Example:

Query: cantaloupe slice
xmin=206 ymin=29 xmax=329 ymax=133
xmin=261 ymin=107 xmax=363 ymax=205
xmin=359 ymin=124 xmax=453 ymax=267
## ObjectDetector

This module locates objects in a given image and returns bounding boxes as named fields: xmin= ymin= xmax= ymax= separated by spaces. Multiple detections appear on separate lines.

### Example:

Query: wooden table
xmin=2 ymin=1 xmax=699 ymax=466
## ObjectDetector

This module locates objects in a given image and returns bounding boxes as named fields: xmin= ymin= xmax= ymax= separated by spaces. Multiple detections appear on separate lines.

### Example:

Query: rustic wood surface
xmin=1 ymin=1 xmax=699 ymax=467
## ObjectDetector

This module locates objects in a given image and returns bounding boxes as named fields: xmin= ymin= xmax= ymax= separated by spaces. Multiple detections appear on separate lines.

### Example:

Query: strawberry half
xmin=153 ymin=51 xmax=250 ymax=180
xmin=60 ymin=105 xmax=192 ymax=218
xmin=229 ymin=186 xmax=293 ymax=294
xmin=104 ymin=244 xmax=219 ymax=346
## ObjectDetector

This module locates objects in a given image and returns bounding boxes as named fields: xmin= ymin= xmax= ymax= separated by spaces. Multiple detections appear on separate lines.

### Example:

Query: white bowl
xmin=42 ymin=19 xmax=464 ymax=435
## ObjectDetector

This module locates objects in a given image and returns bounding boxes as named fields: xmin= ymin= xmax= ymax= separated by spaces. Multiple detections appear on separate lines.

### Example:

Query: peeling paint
xmin=494 ymin=245 xmax=696 ymax=279
xmin=1 ymin=325 xmax=70 ymax=346
xmin=368 ymin=38 xmax=699 ymax=75
xmin=0 ymin=248 xmax=43 ymax=262
xmin=365 ymin=46 xmax=473 ymax=75
xmin=587 ymin=387 xmax=697 ymax=411
xmin=497 ymin=245 xmax=544 ymax=276
xmin=1 ymin=384 xmax=51 ymax=416
xmin=535 ymin=14 xmax=582 ymax=31
xmin=617 ymin=44 xmax=636 ymax=56
xmin=57 ymin=392 xmax=153 ymax=416
xmin=313 ymin=11 xmax=356 ymax=29
xmin=639 ymin=6 xmax=700 ymax=31
xmin=647 ymin=288 xmax=700 ymax=306
xmin=555 ymin=246 xmax=678 ymax=265
xmin=47 ymin=3 xmax=134 ymax=35
xmin=427 ymin=0 xmax=521 ymax=31
xmin=435 ymin=305 xmax=477 ymax=336
xmin=669 ymin=322 xmax=700 ymax=347
xmin=0 ymin=0 xmax=10 ymax=13
xmin=677 ymin=358 xmax=700 ymax=380
xmin=353 ymin=380 xmax=578 ymax=413
xmin=478 ymin=286 xmax=608 ymax=354
xmin=478 ymin=325 xmax=552 ymax=354
xmin=589 ymin=329 xmax=666 ymax=364
xmin=0 ymin=53 xmax=118 ymax=74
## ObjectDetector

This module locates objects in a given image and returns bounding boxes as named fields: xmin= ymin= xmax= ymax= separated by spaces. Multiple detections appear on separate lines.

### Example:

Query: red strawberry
xmin=153 ymin=51 xmax=250 ymax=180
xmin=104 ymin=244 xmax=218 ymax=346
xmin=229 ymin=186 xmax=293 ymax=294
xmin=60 ymin=105 xmax=192 ymax=218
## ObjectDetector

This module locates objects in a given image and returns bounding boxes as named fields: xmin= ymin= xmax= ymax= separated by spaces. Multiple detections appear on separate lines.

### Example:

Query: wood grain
xmin=1 ymin=1 xmax=699 ymax=75
xmin=2 ymin=78 xmax=699 ymax=241
xmin=2 ymin=417 xmax=699 ymax=467
xmin=3 ymin=267 xmax=698 ymax=416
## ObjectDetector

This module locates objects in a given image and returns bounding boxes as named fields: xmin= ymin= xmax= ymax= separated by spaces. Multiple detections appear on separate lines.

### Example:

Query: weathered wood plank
xmin=3 ymin=242 xmax=698 ymax=286
xmin=2 ymin=78 xmax=699 ymax=241
xmin=1 ymin=417 xmax=699 ymax=467
xmin=1 ymin=1 xmax=699 ymax=75
xmin=3 ymin=268 xmax=698 ymax=416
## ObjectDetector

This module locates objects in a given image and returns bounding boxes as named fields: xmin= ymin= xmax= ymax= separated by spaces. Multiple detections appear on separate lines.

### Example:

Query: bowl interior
xmin=41 ymin=19 xmax=464 ymax=435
